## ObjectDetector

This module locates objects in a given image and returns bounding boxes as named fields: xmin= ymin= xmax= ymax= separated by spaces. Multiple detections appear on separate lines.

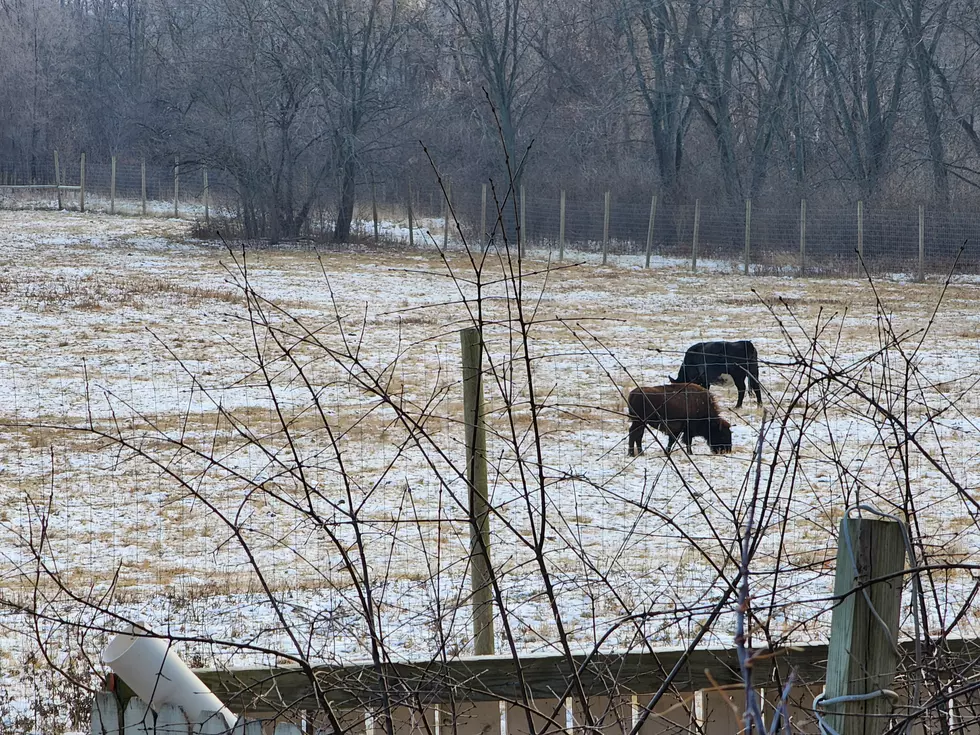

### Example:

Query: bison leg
xmin=746 ymin=347 xmax=763 ymax=405
xmin=748 ymin=370 xmax=763 ymax=405
xmin=628 ymin=420 xmax=645 ymax=456
xmin=732 ymin=372 xmax=747 ymax=408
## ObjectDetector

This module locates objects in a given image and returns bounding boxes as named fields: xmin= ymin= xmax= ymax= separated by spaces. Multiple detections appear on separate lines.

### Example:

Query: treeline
xmin=2 ymin=0 xmax=979 ymax=241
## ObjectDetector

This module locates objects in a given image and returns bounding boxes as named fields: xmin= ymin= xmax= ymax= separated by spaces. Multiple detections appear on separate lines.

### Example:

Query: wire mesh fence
xmin=2 ymin=153 xmax=977 ymax=276
xmin=390 ymin=177 xmax=979 ymax=276
xmin=0 ymin=153 xmax=229 ymax=218
xmin=3 ymin=197 xmax=980 ymax=732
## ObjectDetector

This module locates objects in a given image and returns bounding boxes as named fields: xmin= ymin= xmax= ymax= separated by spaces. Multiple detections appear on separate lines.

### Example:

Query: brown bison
xmin=627 ymin=383 xmax=733 ymax=456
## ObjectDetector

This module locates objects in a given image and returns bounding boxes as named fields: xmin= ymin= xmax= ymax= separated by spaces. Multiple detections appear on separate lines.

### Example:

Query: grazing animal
xmin=670 ymin=340 xmax=763 ymax=408
xmin=627 ymin=383 xmax=733 ymax=456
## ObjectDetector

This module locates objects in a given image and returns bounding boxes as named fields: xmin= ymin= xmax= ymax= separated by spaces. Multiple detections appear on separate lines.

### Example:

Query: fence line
xmin=89 ymin=515 xmax=944 ymax=735
xmin=1 ymin=153 xmax=976 ymax=275
xmin=0 ymin=151 xmax=221 ymax=219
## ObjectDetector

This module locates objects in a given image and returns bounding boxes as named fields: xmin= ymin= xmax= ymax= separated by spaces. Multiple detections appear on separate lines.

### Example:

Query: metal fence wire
xmin=1 ymin=155 xmax=977 ymax=275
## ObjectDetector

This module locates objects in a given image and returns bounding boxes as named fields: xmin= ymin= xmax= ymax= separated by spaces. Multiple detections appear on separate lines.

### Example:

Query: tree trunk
xmin=904 ymin=0 xmax=949 ymax=206
xmin=624 ymin=0 xmax=693 ymax=203
xmin=691 ymin=0 xmax=742 ymax=203
xmin=333 ymin=156 xmax=356 ymax=244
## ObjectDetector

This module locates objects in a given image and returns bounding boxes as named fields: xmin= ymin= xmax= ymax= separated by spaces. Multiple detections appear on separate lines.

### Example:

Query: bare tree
xmin=618 ymin=0 xmax=696 ymax=201
xmin=814 ymin=0 xmax=908 ymax=199
xmin=0 ymin=0 xmax=73 ymax=177
xmin=151 ymin=0 xmax=332 ymax=241
xmin=279 ymin=0 xmax=409 ymax=244
xmin=69 ymin=0 xmax=156 ymax=156
xmin=686 ymin=0 xmax=818 ymax=202
xmin=887 ymin=0 xmax=952 ymax=205
xmin=438 ymin=0 xmax=548 ymax=198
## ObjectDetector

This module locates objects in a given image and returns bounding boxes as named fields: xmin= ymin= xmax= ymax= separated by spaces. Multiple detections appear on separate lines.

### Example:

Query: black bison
xmin=670 ymin=340 xmax=762 ymax=408
xmin=627 ymin=383 xmax=733 ymax=456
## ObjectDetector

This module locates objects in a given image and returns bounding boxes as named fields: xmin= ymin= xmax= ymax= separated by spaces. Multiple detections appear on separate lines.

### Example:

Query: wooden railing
xmin=91 ymin=506 xmax=978 ymax=735
xmin=92 ymin=636 xmax=980 ymax=735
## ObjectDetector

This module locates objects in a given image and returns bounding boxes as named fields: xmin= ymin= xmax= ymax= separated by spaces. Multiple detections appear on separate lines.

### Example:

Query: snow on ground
xmin=0 ymin=209 xmax=979 ymax=732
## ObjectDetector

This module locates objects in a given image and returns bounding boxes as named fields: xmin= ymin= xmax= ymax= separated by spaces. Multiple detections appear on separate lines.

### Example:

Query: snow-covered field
xmin=0 ymin=210 xmax=978 ymax=732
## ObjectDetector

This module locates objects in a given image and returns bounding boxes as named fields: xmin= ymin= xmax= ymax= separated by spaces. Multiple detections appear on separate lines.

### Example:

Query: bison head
xmin=708 ymin=419 xmax=733 ymax=454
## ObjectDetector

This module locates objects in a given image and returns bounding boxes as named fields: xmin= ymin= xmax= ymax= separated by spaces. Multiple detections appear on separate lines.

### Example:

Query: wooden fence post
xmin=917 ymin=205 xmax=925 ymax=282
xmin=559 ymin=189 xmax=566 ymax=261
xmin=602 ymin=190 xmax=610 ymax=265
xmin=443 ymin=182 xmax=452 ymax=250
xmin=520 ymin=184 xmax=527 ymax=257
xmin=744 ymin=199 xmax=751 ymax=276
xmin=110 ymin=155 xmax=117 ymax=214
xmin=691 ymin=199 xmax=700 ymax=273
xmin=857 ymin=200 xmax=864 ymax=271
xmin=79 ymin=152 xmax=86 ymax=212
xmin=372 ymin=179 xmax=379 ymax=244
xmin=173 ymin=154 xmax=179 ymax=218
xmin=799 ymin=198 xmax=807 ymax=277
xmin=140 ymin=158 xmax=146 ymax=216
xmin=204 ymin=168 xmax=210 ymax=225
xmin=645 ymin=193 xmax=658 ymax=268
xmin=53 ymin=150 xmax=62 ymax=210
xmin=408 ymin=184 xmax=415 ymax=250
xmin=460 ymin=327 xmax=493 ymax=655
xmin=822 ymin=515 xmax=906 ymax=735
xmin=481 ymin=183 xmax=487 ymax=249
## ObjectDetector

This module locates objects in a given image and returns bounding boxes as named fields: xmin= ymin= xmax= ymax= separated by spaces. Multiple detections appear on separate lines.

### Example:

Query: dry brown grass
xmin=2 ymin=210 xmax=979 ymax=623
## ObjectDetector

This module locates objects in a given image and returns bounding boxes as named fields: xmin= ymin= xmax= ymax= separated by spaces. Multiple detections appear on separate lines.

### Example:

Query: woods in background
xmin=1 ymin=0 xmax=978 ymax=240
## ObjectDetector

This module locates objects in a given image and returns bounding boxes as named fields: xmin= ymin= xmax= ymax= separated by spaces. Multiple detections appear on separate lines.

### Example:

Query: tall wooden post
xmin=372 ymin=180 xmax=379 ymax=244
xmin=602 ymin=190 xmax=610 ymax=265
xmin=520 ymin=184 xmax=526 ymax=258
xmin=53 ymin=150 xmax=62 ymax=210
xmin=917 ymin=205 xmax=925 ymax=282
xmin=141 ymin=159 xmax=147 ymax=216
xmin=480 ymin=183 xmax=487 ymax=249
xmin=443 ymin=182 xmax=452 ymax=250
xmin=559 ymin=189 xmax=566 ymax=262
xmin=822 ymin=515 xmax=906 ymax=735
xmin=407 ymin=184 xmax=415 ymax=250
xmin=744 ymin=199 xmax=752 ymax=276
xmin=110 ymin=156 xmax=117 ymax=214
xmin=460 ymin=327 xmax=493 ymax=655
xmin=173 ymin=154 xmax=180 ymax=218
xmin=691 ymin=199 xmax=700 ymax=273
xmin=645 ymin=193 xmax=658 ymax=268
xmin=79 ymin=152 xmax=86 ymax=212
xmin=857 ymin=200 xmax=864 ymax=270
xmin=799 ymin=198 xmax=807 ymax=277
xmin=204 ymin=168 xmax=210 ymax=225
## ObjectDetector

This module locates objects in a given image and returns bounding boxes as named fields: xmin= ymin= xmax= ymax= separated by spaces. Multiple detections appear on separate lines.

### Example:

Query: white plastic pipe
xmin=102 ymin=624 xmax=236 ymax=728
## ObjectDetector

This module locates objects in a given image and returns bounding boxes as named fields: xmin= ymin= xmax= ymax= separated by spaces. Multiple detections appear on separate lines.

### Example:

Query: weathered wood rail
xmin=193 ymin=644 xmax=829 ymax=711
xmin=92 ymin=495 xmax=979 ymax=735
xmin=93 ymin=637 xmax=980 ymax=735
